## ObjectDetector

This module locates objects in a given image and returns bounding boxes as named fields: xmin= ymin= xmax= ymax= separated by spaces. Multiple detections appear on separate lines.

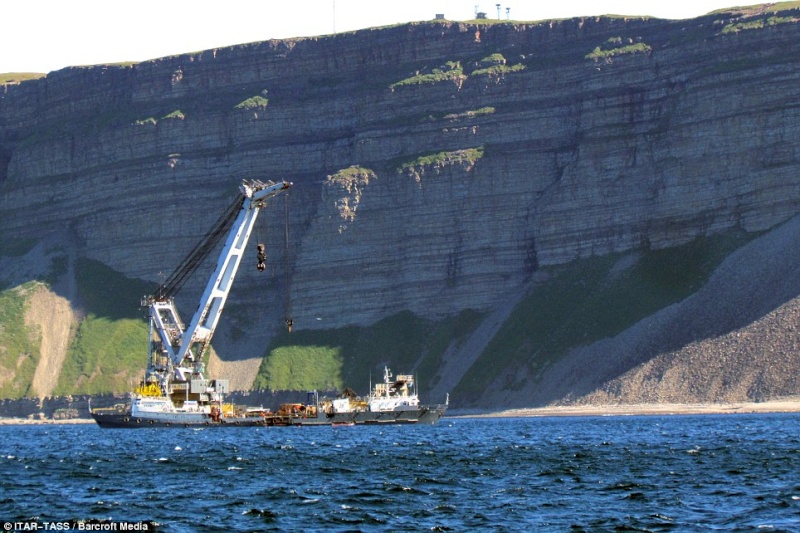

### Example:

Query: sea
xmin=1 ymin=414 xmax=799 ymax=532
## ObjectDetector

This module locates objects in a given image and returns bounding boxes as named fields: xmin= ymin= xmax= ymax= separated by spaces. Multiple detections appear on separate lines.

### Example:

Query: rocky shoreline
xmin=0 ymin=417 xmax=95 ymax=425
xmin=453 ymin=398 xmax=800 ymax=418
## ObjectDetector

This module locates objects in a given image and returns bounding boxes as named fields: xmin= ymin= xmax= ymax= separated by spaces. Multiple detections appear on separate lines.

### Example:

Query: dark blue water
xmin=2 ymin=414 xmax=800 ymax=532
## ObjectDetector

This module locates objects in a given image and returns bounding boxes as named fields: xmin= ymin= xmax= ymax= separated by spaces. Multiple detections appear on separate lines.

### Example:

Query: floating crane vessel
xmin=91 ymin=179 xmax=447 ymax=428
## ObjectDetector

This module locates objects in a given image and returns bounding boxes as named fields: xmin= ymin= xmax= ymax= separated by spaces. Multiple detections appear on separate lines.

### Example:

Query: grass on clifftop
xmin=453 ymin=231 xmax=757 ymax=403
xmin=710 ymin=1 xmax=800 ymax=16
xmin=720 ymin=15 xmax=799 ymax=34
xmin=0 ymin=72 xmax=45 ymax=84
xmin=253 ymin=309 xmax=483 ymax=396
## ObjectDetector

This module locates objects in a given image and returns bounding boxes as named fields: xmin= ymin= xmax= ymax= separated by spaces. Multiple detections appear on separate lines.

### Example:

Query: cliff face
xmin=2 ymin=6 xmax=800 ymax=406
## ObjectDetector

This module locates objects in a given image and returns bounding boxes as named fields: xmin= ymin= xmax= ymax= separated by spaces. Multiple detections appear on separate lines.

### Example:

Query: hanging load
xmin=257 ymin=243 xmax=266 ymax=271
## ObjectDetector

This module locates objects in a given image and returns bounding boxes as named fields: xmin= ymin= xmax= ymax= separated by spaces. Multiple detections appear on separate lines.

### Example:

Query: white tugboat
xmin=354 ymin=366 xmax=447 ymax=424
xmin=262 ymin=367 xmax=448 ymax=426
xmin=368 ymin=367 xmax=419 ymax=412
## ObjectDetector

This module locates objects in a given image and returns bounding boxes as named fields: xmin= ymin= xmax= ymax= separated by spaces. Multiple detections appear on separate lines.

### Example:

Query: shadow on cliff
xmin=1 ymin=228 xmax=153 ymax=321
xmin=66 ymin=257 xmax=156 ymax=321
xmin=520 ymin=214 xmax=800 ymax=407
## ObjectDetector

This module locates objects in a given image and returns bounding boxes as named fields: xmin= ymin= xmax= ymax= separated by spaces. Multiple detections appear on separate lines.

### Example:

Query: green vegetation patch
xmin=454 ymin=231 xmax=757 ymax=402
xmin=390 ymin=61 xmax=465 ymax=89
xmin=397 ymin=147 xmax=485 ymax=172
xmin=0 ymin=72 xmax=45 ymax=84
xmin=710 ymin=1 xmax=800 ymax=16
xmin=134 ymin=110 xmax=185 ymax=125
xmin=52 ymin=259 xmax=156 ymax=395
xmin=479 ymin=53 xmax=507 ymax=66
xmin=586 ymin=37 xmax=652 ymax=61
xmin=442 ymin=107 xmax=496 ymax=120
xmin=720 ymin=15 xmax=799 ymax=34
xmin=471 ymin=55 xmax=525 ymax=76
xmin=768 ymin=0 xmax=800 ymax=10
xmin=253 ymin=309 xmax=483 ymax=395
xmin=162 ymin=110 xmax=185 ymax=120
xmin=235 ymin=95 xmax=269 ymax=110
xmin=471 ymin=63 xmax=526 ymax=76
xmin=328 ymin=166 xmax=377 ymax=185
xmin=0 ymin=282 xmax=42 ymax=399
xmin=256 ymin=344 xmax=344 ymax=391
xmin=54 ymin=316 xmax=147 ymax=395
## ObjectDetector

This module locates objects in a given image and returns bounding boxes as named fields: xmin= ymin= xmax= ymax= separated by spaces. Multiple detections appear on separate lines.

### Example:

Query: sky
xmin=3 ymin=0 xmax=744 ymax=74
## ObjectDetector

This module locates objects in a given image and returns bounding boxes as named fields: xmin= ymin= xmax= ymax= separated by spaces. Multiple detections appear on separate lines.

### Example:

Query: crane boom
xmin=144 ymin=179 xmax=291 ymax=389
